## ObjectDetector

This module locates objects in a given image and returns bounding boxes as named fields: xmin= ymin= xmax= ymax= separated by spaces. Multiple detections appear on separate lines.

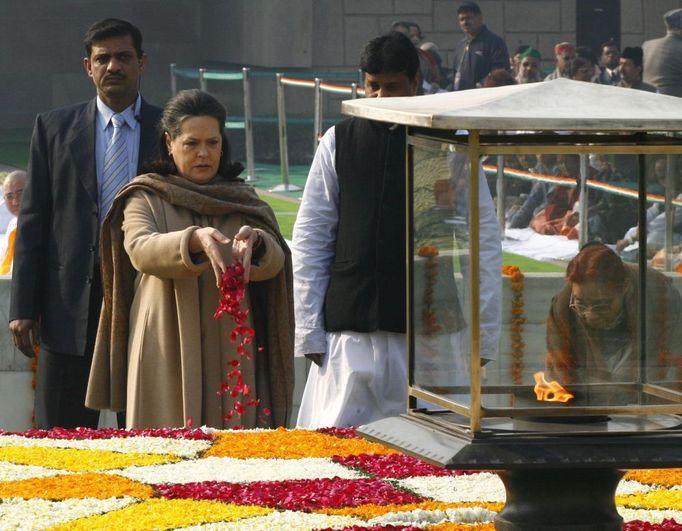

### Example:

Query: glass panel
xmin=409 ymin=132 xmax=682 ymax=423
xmin=411 ymin=142 xmax=473 ymax=408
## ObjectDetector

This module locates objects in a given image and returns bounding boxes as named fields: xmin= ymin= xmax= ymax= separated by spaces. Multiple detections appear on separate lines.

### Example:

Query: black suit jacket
xmin=10 ymin=98 xmax=162 ymax=356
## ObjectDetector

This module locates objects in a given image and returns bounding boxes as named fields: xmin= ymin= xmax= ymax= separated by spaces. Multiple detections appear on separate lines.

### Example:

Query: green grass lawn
xmin=258 ymin=193 xmax=565 ymax=273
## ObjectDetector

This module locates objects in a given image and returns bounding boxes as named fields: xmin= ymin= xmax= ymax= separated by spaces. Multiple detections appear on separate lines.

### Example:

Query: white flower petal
xmin=179 ymin=510 xmax=362 ymax=530
xmin=617 ymin=479 xmax=656 ymax=496
xmin=618 ymin=507 xmax=682 ymax=522
xmin=0 ymin=435 xmax=210 ymax=458
xmin=0 ymin=496 xmax=137 ymax=530
xmin=0 ymin=461 xmax=71 ymax=482
xmin=397 ymin=473 xmax=506 ymax=503
xmin=113 ymin=457 xmax=363 ymax=484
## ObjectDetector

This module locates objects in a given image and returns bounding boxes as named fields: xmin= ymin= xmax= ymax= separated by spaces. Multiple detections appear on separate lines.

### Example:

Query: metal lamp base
xmin=495 ymin=468 xmax=624 ymax=531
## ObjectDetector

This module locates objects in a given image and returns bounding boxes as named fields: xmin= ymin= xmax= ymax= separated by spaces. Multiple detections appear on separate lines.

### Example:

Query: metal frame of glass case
xmin=405 ymin=128 xmax=682 ymax=436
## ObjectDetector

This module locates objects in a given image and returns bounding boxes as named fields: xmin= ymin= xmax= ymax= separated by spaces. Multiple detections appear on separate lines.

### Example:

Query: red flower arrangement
xmin=155 ymin=477 xmax=423 ymax=511
xmin=501 ymin=265 xmax=526 ymax=385
xmin=332 ymin=453 xmax=473 ymax=479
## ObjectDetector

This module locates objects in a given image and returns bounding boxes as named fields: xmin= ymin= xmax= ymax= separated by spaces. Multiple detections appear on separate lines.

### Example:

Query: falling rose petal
xmin=214 ymin=261 xmax=267 ymax=426
xmin=186 ymin=417 xmax=193 ymax=429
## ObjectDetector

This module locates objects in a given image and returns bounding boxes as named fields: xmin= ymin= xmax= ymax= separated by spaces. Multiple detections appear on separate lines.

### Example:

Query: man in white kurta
xmin=294 ymin=33 xmax=502 ymax=429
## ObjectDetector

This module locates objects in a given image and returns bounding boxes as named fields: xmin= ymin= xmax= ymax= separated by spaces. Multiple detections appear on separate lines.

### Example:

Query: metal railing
xmin=274 ymin=73 xmax=365 ymax=192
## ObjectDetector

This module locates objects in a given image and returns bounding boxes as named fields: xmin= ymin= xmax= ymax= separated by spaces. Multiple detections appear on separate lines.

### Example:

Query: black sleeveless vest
xmin=324 ymin=118 xmax=406 ymax=333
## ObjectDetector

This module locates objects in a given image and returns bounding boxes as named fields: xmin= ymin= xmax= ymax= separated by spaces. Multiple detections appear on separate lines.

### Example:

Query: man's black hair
xmin=84 ymin=18 xmax=144 ymax=57
xmin=600 ymin=38 xmax=619 ymax=52
xmin=457 ymin=1 xmax=482 ymax=15
xmin=621 ymin=46 xmax=644 ymax=68
xmin=360 ymin=32 xmax=420 ymax=80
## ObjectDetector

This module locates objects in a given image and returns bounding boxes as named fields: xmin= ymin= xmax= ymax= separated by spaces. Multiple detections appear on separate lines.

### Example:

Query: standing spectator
xmin=408 ymin=22 xmax=449 ymax=87
xmin=618 ymin=47 xmax=657 ymax=93
xmin=452 ymin=1 xmax=509 ymax=91
xmin=516 ymin=47 xmax=542 ymax=84
xmin=597 ymin=40 xmax=621 ymax=85
xmin=0 ymin=171 xmax=26 ymax=275
xmin=545 ymin=42 xmax=576 ymax=81
xmin=391 ymin=21 xmax=441 ymax=93
xmin=293 ymin=32 xmax=501 ymax=428
xmin=642 ymin=8 xmax=682 ymax=97
xmin=8 ymin=18 xmax=162 ymax=429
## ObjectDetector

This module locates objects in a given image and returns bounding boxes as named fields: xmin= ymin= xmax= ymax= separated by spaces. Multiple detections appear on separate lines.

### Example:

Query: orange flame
xmin=533 ymin=372 xmax=574 ymax=403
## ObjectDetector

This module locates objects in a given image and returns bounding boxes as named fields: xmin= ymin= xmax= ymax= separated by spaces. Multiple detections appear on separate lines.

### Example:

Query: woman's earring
xmin=168 ymin=151 xmax=173 ymax=158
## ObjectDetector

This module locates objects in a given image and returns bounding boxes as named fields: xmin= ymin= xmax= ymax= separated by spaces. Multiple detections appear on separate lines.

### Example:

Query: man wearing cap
xmin=596 ymin=40 xmax=621 ymax=85
xmin=545 ymin=42 xmax=575 ymax=81
xmin=516 ymin=47 xmax=542 ymax=84
xmin=451 ymin=1 xmax=509 ymax=91
xmin=618 ymin=46 xmax=657 ymax=93
xmin=642 ymin=8 xmax=682 ymax=97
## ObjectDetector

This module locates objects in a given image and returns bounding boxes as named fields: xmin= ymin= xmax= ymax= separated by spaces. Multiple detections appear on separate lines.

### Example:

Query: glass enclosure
xmin=407 ymin=129 xmax=682 ymax=433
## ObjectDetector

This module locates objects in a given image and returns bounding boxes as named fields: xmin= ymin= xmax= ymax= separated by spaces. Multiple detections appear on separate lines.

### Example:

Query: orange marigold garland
xmin=502 ymin=265 xmax=525 ymax=384
xmin=418 ymin=244 xmax=441 ymax=336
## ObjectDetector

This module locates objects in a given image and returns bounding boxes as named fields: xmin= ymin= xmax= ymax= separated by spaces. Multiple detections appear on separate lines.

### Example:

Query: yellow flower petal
xmin=0 ymin=446 xmax=178 ymax=472
xmin=204 ymin=428 xmax=397 ymax=459
xmin=317 ymin=501 xmax=504 ymax=519
xmin=0 ymin=473 xmax=153 ymax=500
xmin=47 ymin=498 xmax=271 ymax=531
xmin=617 ymin=489 xmax=682 ymax=510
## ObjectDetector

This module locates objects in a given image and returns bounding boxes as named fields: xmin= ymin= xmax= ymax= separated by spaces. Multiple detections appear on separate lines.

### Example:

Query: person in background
xmin=618 ymin=46 xmax=657 ymax=93
xmin=451 ymin=1 xmax=509 ymax=90
xmin=546 ymin=242 xmax=682 ymax=385
xmin=515 ymin=47 xmax=543 ymax=84
xmin=391 ymin=21 xmax=441 ymax=93
xmin=597 ymin=39 xmax=621 ymax=85
xmin=544 ymin=42 xmax=575 ymax=81
xmin=0 ymin=171 xmax=27 ymax=275
xmin=510 ymin=44 xmax=530 ymax=77
xmin=8 ymin=18 xmax=162 ymax=429
xmin=568 ymin=56 xmax=595 ymax=83
xmin=86 ymin=89 xmax=293 ymax=429
xmin=642 ymin=8 xmax=682 ymax=97
xmin=293 ymin=32 xmax=502 ymax=428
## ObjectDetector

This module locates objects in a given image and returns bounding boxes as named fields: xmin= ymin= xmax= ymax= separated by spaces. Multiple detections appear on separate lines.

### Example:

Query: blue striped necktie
xmin=100 ymin=113 xmax=129 ymax=224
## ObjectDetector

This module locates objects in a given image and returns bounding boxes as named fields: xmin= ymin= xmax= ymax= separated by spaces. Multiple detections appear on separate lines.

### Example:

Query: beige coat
xmin=86 ymin=174 xmax=294 ymax=429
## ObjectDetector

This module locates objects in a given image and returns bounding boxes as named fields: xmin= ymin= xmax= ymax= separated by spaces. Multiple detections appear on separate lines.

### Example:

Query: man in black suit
xmin=8 ymin=18 xmax=162 ymax=429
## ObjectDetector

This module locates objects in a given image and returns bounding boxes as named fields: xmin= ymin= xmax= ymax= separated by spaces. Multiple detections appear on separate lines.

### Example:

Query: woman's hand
xmin=189 ymin=227 xmax=231 ymax=287
xmin=232 ymin=225 xmax=261 ymax=283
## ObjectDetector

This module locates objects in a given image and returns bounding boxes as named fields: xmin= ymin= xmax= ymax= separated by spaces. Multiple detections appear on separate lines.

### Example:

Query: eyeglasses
xmin=569 ymin=292 xmax=613 ymax=315
xmin=3 ymin=190 xmax=23 ymax=201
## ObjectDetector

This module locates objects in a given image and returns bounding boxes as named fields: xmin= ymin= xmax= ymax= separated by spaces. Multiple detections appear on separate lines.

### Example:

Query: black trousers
xmin=34 ymin=268 xmax=123 ymax=429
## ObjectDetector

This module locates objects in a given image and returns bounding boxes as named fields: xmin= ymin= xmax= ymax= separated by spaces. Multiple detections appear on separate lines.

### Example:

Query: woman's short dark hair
xmin=566 ymin=242 xmax=628 ymax=287
xmin=146 ymin=89 xmax=243 ymax=180
xmin=568 ymin=56 xmax=592 ymax=79
xmin=83 ymin=18 xmax=143 ymax=58
xmin=360 ymin=32 xmax=419 ymax=81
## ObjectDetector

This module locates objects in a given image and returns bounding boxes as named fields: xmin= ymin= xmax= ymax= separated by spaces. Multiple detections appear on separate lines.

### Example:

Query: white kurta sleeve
xmin=292 ymin=127 xmax=339 ymax=357
xmin=477 ymin=165 xmax=503 ymax=361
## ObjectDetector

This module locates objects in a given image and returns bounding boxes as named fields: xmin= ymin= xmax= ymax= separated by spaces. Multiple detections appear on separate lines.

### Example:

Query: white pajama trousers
xmin=296 ymin=331 xmax=407 ymax=429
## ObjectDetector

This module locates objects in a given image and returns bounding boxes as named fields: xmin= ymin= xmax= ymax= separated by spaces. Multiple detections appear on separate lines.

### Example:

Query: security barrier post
xmin=351 ymin=82 xmax=358 ymax=99
xmin=271 ymin=74 xmax=302 ymax=192
xmin=242 ymin=67 xmax=257 ymax=182
xmin=199 ymin=68 xmax=207 ymax=92
xmin=496 ymin=155 xmax=505 ymax=234
xmin=170 ymin=63 xmax=177 ymax=96
xmin=578 ymin=154 xmax=589 ymax=246
xmin=314 ymin=78 xmax=322 ymax=151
